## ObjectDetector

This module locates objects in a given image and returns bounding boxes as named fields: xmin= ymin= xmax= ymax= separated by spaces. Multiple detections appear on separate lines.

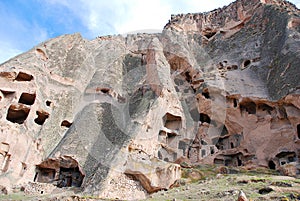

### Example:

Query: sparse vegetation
xmin=144 ymin=165 xmax=300 ymax=201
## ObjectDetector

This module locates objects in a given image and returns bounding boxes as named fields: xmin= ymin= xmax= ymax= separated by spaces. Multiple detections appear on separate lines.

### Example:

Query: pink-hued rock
xmin=0 ymin=0 xmax=299 ymax=199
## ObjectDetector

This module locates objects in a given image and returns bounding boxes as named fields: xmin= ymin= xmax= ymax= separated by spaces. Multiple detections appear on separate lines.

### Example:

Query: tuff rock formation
xmin=0 ymin=0 xmax=300 ymax=200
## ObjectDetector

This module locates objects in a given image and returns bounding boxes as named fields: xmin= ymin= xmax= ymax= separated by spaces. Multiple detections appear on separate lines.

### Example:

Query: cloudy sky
xmin=0 ymin=0 xmax=299 ymax=64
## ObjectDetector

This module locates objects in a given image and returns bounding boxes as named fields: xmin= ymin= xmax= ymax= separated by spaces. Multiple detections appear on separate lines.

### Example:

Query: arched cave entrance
xmin=268 ymin=160 xmax=276 ymax=170
xmin=199 ymin=113 xmax=211 ymax=124
xmin=34 ymin=156 xmax=84 ymax=188
xmin=233 ymin=98 xmax=238 ymax=108
xmin=162 ymin=113 xmax=182 ymax=130
xmin=275 ymin=151 xmax=297 ymax=166
xmin=240 ymin=101 xmax=256 ymax=115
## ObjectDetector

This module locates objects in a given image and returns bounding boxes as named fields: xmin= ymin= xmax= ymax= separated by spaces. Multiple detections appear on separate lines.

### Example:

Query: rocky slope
xmin=0 ymin=0 xmax=299 ymax=200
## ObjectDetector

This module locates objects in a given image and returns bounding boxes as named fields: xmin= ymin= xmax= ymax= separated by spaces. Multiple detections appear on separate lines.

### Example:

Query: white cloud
xmin=44 ymin=0 xmax=118 ymax=36
xmin=83 ymin=2 xmax=120 ymax=36
xmin=85 ymin=0 xmax=236 ymax=34
xmin=113 ymin=0 xmax=171 ymax=33
xmin=45 ymin=0 xmax=238 ymax=36
xmin=168 ymin=0 xmax=234 ymax=13
xmin=44 ymin=0 xmax=300 ymax=37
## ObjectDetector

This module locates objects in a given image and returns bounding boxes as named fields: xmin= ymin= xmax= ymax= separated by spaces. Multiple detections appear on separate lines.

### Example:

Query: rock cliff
xmin=0 ymin=0 xmax=299 ymax=200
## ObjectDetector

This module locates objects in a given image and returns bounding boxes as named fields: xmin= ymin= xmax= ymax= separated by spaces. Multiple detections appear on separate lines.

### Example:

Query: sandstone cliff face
xmin=0 ymin=0 xmax=299 ymax=200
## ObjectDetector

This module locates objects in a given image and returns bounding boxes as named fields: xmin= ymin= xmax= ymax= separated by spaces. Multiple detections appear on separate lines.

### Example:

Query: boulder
xmin=237 ymin=190 xmax=248 ymax=201
xmin=125 ymin=152 xmax=181 ymax=193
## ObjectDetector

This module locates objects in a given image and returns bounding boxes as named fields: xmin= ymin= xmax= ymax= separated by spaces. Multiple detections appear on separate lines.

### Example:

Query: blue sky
xmin=0 ymin=0 xmax=299 ymax=64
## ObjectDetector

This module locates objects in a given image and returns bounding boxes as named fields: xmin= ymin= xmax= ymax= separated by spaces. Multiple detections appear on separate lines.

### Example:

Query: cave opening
xmin=15 ymin=72 xmax=33 ymax=81
xmin=202 ymin=88 xmax=210 ymax=99
xmin=46 ymin=100 xmax=52 ymax=107
xmin=34 ymin=110 xmax=49 ymax=125
xmin=237 ymin=157 xmax=242 ymax=166
xmin=163 ymin=113 xmax=182 ymax=130
xmin=216 ymin=138 xmax=224 ymax=150
xmin=100 ymin=88 xmax=109 ymax=94
xmin=268 ymin=160 xmax=276 ymax=169
xmin=233 ymin=99 xmax=238 ymax=108
xmin=6 ymin=104 xmax=30 ymax=124
xmin=95 ymin=87 xmax=110 ymax=94
xmin=276 ymin=151 xmax=296 ymax=166
xmin=210 ymin=147 xmax=215 ymax=155
xmin=240 ymin=101 xmax=256 ymax=114
xmin=243 ymin=60 xmax=251 ymax=68
xmin=276 ymin=151 xmax=296 ymax=159
xmin=204 ymin=31 xmax=217 ymax=39
xmin=34 ymin=168 xmax=55 ymax=183
xmin=158 ymin=151 xmax=162 ymax=160
xmin=214 ymin=153 xmax=247 ymax=167
xmin=288 ymin=156 xmax=295 ymax=162
xmin=0 ymin=90 xmax=15 ymax=97
xmin=184 ymin=71 xmax=192 ymax=83
xmin=19 ymin=93 xmax=36 ymax=105
xmin=35 ymin=156 xmax=84 ymax=188
xmin=199 ymin=113 xmax=211 ymax=124
xmin=258 ymin=103 xmax=274 ymax=114
xmin=224 ymin=159 xmax=231 ymax=166
xmin=61 ymin=120 xmax=72 ymax=128
xmin=57 ymin=167 xmax=84 ymax=188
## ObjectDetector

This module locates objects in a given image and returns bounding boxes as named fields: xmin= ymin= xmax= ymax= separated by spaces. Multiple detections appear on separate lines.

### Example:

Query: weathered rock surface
xmin=237 ymin=190 xmax=248 ymax=201
xmin=125 ymin=151 xmax=181 ymax=193
xmin=0 ymin=0 xmax=299 ymax=200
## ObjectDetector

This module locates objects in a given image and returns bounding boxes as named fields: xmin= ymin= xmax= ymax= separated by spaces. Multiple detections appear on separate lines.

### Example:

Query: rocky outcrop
xmin=125 ymin=151 xmax=181 ymax=193
xmin=0 ymin=0 xmax=299 ymax=200
xmin=238 ymin=190 xmax=248 ymax=201
xmin=161 ymin=0 xmax=300 ymax=174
